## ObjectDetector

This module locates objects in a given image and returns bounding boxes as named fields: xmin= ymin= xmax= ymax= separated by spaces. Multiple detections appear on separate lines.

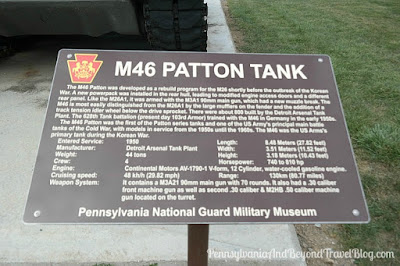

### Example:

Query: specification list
xmin=24 ymin=50 xmax=369 ymax=223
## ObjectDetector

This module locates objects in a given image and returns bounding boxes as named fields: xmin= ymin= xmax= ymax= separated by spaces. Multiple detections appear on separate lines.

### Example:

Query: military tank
xmin=0 ymin=0 xmax=208 ymax=55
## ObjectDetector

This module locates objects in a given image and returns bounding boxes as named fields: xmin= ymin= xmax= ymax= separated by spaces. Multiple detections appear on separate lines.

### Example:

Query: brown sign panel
xmin=24 ymin=49 xmax=369 ymax=223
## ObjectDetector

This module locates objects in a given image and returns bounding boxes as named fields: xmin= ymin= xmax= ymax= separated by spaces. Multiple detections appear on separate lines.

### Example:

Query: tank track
xmin=0 ymin=37 xmax=13 ymax=58
xmin=143 ymin=0 xmax=208 ymax=51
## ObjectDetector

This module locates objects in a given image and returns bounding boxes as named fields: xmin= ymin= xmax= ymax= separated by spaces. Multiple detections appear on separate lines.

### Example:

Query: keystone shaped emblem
xmin=67 ymin=54 xmax=103 ymax=83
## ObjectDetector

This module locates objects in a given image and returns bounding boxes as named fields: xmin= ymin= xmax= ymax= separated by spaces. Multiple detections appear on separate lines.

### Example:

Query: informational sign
xmin=24 ymin=49 xmax=369 ymax=223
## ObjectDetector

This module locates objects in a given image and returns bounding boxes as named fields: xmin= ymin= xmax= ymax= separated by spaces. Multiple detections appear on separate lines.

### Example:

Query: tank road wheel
xmin=144 ymin=0 xmax=208 ymax=51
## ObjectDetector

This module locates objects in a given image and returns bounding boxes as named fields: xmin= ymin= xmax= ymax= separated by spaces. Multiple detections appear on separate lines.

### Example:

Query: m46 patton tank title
xmin=115 ymin=61 xmax=308 ymax=80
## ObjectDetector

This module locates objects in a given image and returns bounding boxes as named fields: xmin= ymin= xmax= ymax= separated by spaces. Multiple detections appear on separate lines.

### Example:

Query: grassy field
xmin=227 ymin=0 xmax=399 ymax=264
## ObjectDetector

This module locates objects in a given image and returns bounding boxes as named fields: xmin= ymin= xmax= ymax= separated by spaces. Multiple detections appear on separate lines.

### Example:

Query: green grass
xmin=358 ymin=124 xmax=400 ymax=165
xmin=227 ymin=0 xmax=400 ymax=264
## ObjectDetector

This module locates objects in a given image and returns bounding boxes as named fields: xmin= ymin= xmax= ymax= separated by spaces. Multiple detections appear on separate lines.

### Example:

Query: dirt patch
xmin=24 ymin=69 xmax=39 ymax=78
xmin=6 ymin=68 xmax=50 ymax=94
xmin=295 ymin=224 xmax=355 ymax=265
xmin=6 ymin=77 xmax=48 ymax=93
